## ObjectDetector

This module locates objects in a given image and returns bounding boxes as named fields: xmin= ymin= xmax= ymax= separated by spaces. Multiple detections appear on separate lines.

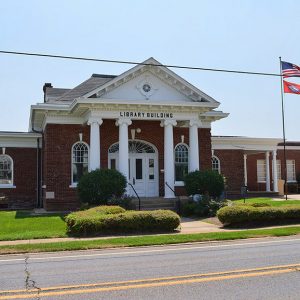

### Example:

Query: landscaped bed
xmin=65 ymin=206 xmax=181 ymax=236
xmin=217 ymin=203 xmax=300 ymax=227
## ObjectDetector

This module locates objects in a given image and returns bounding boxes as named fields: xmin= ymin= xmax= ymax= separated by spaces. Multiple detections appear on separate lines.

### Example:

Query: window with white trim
xmin=276 ymin=160 xmax=281 ymax=180
xmin=257 ymin=159 xmax=266 ymax=182
xmin=72 ymin=142 xmax=89 ymax=184
xmin=287 ymin=160 xmax=296 ymax=182
xmin=211 ymin=156 xmax=221 ymax=173
xmin=0 ymin=155 xmax=13 ymax=185
xmin=174 ymin=143 xmax=189 ymax=182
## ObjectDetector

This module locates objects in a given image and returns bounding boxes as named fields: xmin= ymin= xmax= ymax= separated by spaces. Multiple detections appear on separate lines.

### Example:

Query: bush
xmin=217 ymin=205 xmax=300 ymax=226
xmin=182 ymin=196 xmax=226 ymax=217
xmin=77 ymin=169 xmax=127 ymax=205
xmin=184 ymin=170 xmax=224 ymax=198
xmin=65 ymin=206 xmax=180 ymax=236
xmin=107 ymin=194 xmax=136 ymax=210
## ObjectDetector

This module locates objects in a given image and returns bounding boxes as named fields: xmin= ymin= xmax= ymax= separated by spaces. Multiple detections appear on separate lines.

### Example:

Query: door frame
xmin=108 ymin=140 xmax=159 ymax=197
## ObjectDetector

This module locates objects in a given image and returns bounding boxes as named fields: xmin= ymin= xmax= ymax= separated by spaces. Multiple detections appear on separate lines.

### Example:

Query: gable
xmin=97 ymin=71 xmax=192 ymax=103
xmin=82 ymin=57 xmax=219 ymax=106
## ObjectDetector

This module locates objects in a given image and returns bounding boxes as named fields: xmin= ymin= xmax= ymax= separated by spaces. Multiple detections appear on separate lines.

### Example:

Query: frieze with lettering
xmin=119 ymin=111 xmax=174 ymax=119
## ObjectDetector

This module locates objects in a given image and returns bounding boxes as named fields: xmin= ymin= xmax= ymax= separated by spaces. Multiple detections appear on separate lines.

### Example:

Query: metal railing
xmin=165 ymin=182 xmax=181 ymax=215
xmin=127 ymin=182 xmax=141 ymax=210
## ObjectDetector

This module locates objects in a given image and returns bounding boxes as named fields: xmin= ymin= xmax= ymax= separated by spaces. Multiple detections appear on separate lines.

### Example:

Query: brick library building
xmin=0 ymin=58 xmax=299 ymax=210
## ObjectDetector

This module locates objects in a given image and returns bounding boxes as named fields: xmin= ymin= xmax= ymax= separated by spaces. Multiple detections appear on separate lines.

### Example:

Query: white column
xmin=243 ymin=154 xmax=248 ymax=186
xmin=272 ymin=150 xmax=278 ymax=192
xmin=117 ymin=118 xmax=132 ymax=181
xmin=161 ymin=120 xmax=177 ymax=198
xmin=189 ymin=119 xmax=201 ymax=172
xmin=265 ymin=151 xmax=271 ymax=192
xmin=88 ymin=118 xmax=103 ymax=171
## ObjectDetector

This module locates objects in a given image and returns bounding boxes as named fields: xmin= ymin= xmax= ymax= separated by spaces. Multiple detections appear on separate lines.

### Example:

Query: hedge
xmin=217 ymin=205 xmax=300 ymax=226
xmin=65 ymin=206 xmax=180 ymax=236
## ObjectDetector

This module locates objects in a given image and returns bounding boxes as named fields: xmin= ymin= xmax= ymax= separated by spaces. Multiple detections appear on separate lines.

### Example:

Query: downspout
xmin=32 ymin=109 xmax=43 ymax=208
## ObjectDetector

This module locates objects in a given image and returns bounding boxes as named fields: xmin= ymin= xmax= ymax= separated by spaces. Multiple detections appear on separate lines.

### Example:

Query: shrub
xmin=107 ymin=194 xmax=136 ymax=210
xmin=217 ymin=205 xmax=300 ymax=226
xmin=182 ymin=196 xmax=226 ymax=217
xmin=77 ymin=169 xmax=127 ymax=205
xmin=184 ymin=170 xmax=224 ymax=198
xmin=65 ymin=206 xmax=180 ymax=236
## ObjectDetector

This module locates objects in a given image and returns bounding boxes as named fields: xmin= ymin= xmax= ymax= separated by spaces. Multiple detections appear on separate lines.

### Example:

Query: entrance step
xmin=132 ymin=197 xmax=177 ymax=211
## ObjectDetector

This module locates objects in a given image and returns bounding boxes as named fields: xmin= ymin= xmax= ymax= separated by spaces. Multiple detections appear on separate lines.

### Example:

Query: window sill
xmin=0 ymin=184 xmax=16 ymax=189
xmin=69 ymin=183 xmax=78 ymax=188
xmin=174 ymin=181 xmax=185 ymax=187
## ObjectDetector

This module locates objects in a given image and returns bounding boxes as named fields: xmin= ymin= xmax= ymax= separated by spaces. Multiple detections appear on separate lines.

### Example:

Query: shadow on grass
xmin=15 ymin=210 xmax=66 ymax=220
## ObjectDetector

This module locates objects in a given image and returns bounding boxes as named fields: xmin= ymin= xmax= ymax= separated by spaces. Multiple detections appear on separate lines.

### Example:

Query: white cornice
xmin=0 ymin=133 xmax=42 ymax=148
xmin=82 ymin=57 xmax=220 ymax=105
xmin=212 ymin=136 xmax=282 ymax=151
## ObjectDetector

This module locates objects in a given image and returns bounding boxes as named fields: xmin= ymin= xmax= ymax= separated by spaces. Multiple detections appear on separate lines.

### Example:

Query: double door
xmin=109 ymin=154 xmax=158 ymax=197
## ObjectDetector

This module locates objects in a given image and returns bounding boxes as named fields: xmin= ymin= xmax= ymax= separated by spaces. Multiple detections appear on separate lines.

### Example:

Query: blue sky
xmin=1 ymin=0 xmax=300 ymax=140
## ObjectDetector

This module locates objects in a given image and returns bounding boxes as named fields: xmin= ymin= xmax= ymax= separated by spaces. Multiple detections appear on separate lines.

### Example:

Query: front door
xmin=108 ymin=140 xmax=159 ymax=197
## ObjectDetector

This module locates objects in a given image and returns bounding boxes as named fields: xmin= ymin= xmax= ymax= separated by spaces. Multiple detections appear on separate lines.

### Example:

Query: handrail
xmin=165 ymin=181 xmax=175 ymax=194
xmin=127 ymin=182 xmax=141 ymax=211
xmin=165 ymin=182 xmax=181 ymax=215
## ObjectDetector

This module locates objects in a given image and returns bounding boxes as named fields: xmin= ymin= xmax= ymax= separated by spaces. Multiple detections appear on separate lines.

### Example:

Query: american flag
xmin=281 ymin=61 xmax=300 ymax=78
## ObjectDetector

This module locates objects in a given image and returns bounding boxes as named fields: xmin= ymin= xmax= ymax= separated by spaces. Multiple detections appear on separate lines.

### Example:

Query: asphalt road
xmin=1 ymin=236 xmax=300 ymax=299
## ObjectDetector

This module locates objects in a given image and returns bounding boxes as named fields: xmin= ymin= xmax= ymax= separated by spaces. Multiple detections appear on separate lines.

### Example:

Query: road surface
xmin=1 ymin=236 xmax=300 ymax=299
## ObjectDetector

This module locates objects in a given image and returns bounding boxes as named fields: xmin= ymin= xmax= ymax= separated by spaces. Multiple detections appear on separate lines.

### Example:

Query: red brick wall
xmin=43 ymin=124 xmax=90 ymax=210
xmin=1 ymin=148 xmax=37 ymax=209
xmin=43 ymin=122 xmax=212 ymax=210
xmin=214 ymin=150 xmax=244 ymax=191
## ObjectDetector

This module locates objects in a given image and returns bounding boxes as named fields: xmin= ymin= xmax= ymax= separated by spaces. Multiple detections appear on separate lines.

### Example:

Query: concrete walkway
xmin=1 ymin=217 xmax=300 ymax=247
xmin=0 ymin=219 xmax=225 ymax=247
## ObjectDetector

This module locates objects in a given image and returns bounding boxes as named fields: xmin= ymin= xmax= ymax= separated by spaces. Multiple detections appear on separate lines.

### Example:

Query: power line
xmin=0 ymin=50 xmax=281 ymax=77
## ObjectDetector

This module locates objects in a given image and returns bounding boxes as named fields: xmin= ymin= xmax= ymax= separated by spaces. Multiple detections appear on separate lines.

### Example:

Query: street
xmin=1 ymin=236 xmax=300 ymax=299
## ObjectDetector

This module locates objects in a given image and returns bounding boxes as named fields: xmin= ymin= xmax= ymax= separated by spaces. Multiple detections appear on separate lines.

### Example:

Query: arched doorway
xmin=108 ymin=140 xmax=159 ymax=197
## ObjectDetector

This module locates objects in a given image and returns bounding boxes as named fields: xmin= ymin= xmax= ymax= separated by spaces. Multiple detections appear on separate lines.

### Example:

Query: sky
xmin=1 ymin=0 xmax=300 ymax=140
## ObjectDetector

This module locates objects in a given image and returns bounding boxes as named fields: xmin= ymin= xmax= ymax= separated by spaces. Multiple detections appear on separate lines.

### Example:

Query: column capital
xmin=87 ymin=117 xmax=103 ymax=126
xmin=116 ymin=118 xmax=132 ymax=127
xmin=189 ymin=119 xmax=202 ymax=127
xmin=160 ymin=119 xmax=177 ymax=127
xmin=266 ymin=151 xmax=270 ymax=157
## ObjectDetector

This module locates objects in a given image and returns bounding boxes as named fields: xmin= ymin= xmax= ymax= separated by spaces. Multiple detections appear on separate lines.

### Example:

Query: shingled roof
xmin=53 ymin=74 xmax=116 ymax=102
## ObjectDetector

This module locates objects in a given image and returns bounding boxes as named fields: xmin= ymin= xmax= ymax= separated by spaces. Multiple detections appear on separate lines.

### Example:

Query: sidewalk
xmin=1 ymin=218 xmax=300 ymax=247
xmin=0 ymin=218 xmax=225 ymax=247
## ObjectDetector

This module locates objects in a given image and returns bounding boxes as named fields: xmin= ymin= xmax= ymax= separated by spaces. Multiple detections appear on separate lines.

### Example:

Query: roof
xmin=54 ymin=74 xmax=116 ymax=102
xmin=46 ymin=88 xmax=71 ymax=98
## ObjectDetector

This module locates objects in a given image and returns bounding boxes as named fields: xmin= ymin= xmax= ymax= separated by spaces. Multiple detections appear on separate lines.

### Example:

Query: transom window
xmin=174 ymin=143 xmax=189 ymax=182
xmin=0 ymin=155 xmax=13 ymax=185
xmin=72 ymin=142 xmax=89 ymax=184
xmin=212 ymin=156 xmax=221 ymax=173
xmin=108 ymin=141 xmax=155 ymax=154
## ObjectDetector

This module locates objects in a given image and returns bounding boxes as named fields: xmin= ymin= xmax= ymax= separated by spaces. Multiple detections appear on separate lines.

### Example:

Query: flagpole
xmin=279 ymin=56 xmax=288 ymax=200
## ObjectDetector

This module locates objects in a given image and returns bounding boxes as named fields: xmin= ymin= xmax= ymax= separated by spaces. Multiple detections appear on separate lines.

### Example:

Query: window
xmin=277 ymin=160 xmax=281 ymax=180
xmin=72 ymin=142 xmax=89 ymax=184
xmin=211 ymin=156 xmax=220 ymax=173
xmin=174 ymin=144 xmax=189 ymax=182
xmin=257 ymin=159 xmax=266 ymax=182
xmin=287 ymin=160 xmax=296 ymax=182
xmin=0 ymin=155 xmax=13 ymax=185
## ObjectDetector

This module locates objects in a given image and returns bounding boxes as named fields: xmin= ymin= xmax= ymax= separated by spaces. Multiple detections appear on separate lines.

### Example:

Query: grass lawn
xmin=1 ymin=226 xmax=300 ymax=254
xmin=233 ymin=197 xmax=300 ymax=207
xmin=0 ymin=211 xmax=67 ymax=241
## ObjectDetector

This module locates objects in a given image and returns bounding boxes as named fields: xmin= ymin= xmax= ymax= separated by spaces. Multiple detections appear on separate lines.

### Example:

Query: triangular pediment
xmin=81 ymin=58 xmax=220 ymax=106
